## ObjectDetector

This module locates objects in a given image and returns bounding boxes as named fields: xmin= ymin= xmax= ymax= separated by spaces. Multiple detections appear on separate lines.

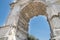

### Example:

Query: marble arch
xmin=14 ymin=1 xmax=54 ymax=40
xmin=0 ymin=0 xmax=60 ymax=40
xmin=19 ymin=2 xmax=47 ymax=30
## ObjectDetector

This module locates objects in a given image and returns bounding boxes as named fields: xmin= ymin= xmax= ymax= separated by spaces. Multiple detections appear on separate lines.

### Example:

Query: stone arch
xmin=1 ymin=0 xmax=60 ymax=40
xmin=17 ymin=2 xmax=53 ymax=40
xmin=18 ymin=2 xmax=50 ymax=32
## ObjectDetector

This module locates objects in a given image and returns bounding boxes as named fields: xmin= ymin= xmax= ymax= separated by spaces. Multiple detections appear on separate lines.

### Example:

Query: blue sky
xmin=0 ymin=0 xmax=50 ymax=40
xmin=0 ymin=0 xmax=12 ymax=26
xmin=29 ymin=15 xmax=50 ymax=40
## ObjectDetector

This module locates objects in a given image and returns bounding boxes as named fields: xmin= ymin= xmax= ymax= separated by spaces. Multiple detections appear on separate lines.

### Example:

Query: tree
xmin=28 ymin=35 xmax=39 ymax=40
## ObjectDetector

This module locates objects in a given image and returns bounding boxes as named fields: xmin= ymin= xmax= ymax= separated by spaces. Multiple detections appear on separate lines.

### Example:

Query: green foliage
xmin=28 ymin=35 xmax=39 ymax=40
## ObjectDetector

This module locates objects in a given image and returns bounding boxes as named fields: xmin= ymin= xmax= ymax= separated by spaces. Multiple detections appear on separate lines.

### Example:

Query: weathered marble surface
xmin=0 ymin=0 xmax=60 ymax=40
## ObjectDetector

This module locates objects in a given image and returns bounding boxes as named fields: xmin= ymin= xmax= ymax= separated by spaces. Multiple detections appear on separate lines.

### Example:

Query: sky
xmin=0 ymin=0 xmax=12 ymax=26
xmin=0 ymin=0 xmax=50 ymax=40
xmin=29 ymin=15 xmax=50 ymax=40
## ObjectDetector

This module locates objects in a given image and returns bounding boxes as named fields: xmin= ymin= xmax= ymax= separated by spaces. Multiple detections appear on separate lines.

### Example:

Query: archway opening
xmin=28 ymin=15 xmax=50 ymax=40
